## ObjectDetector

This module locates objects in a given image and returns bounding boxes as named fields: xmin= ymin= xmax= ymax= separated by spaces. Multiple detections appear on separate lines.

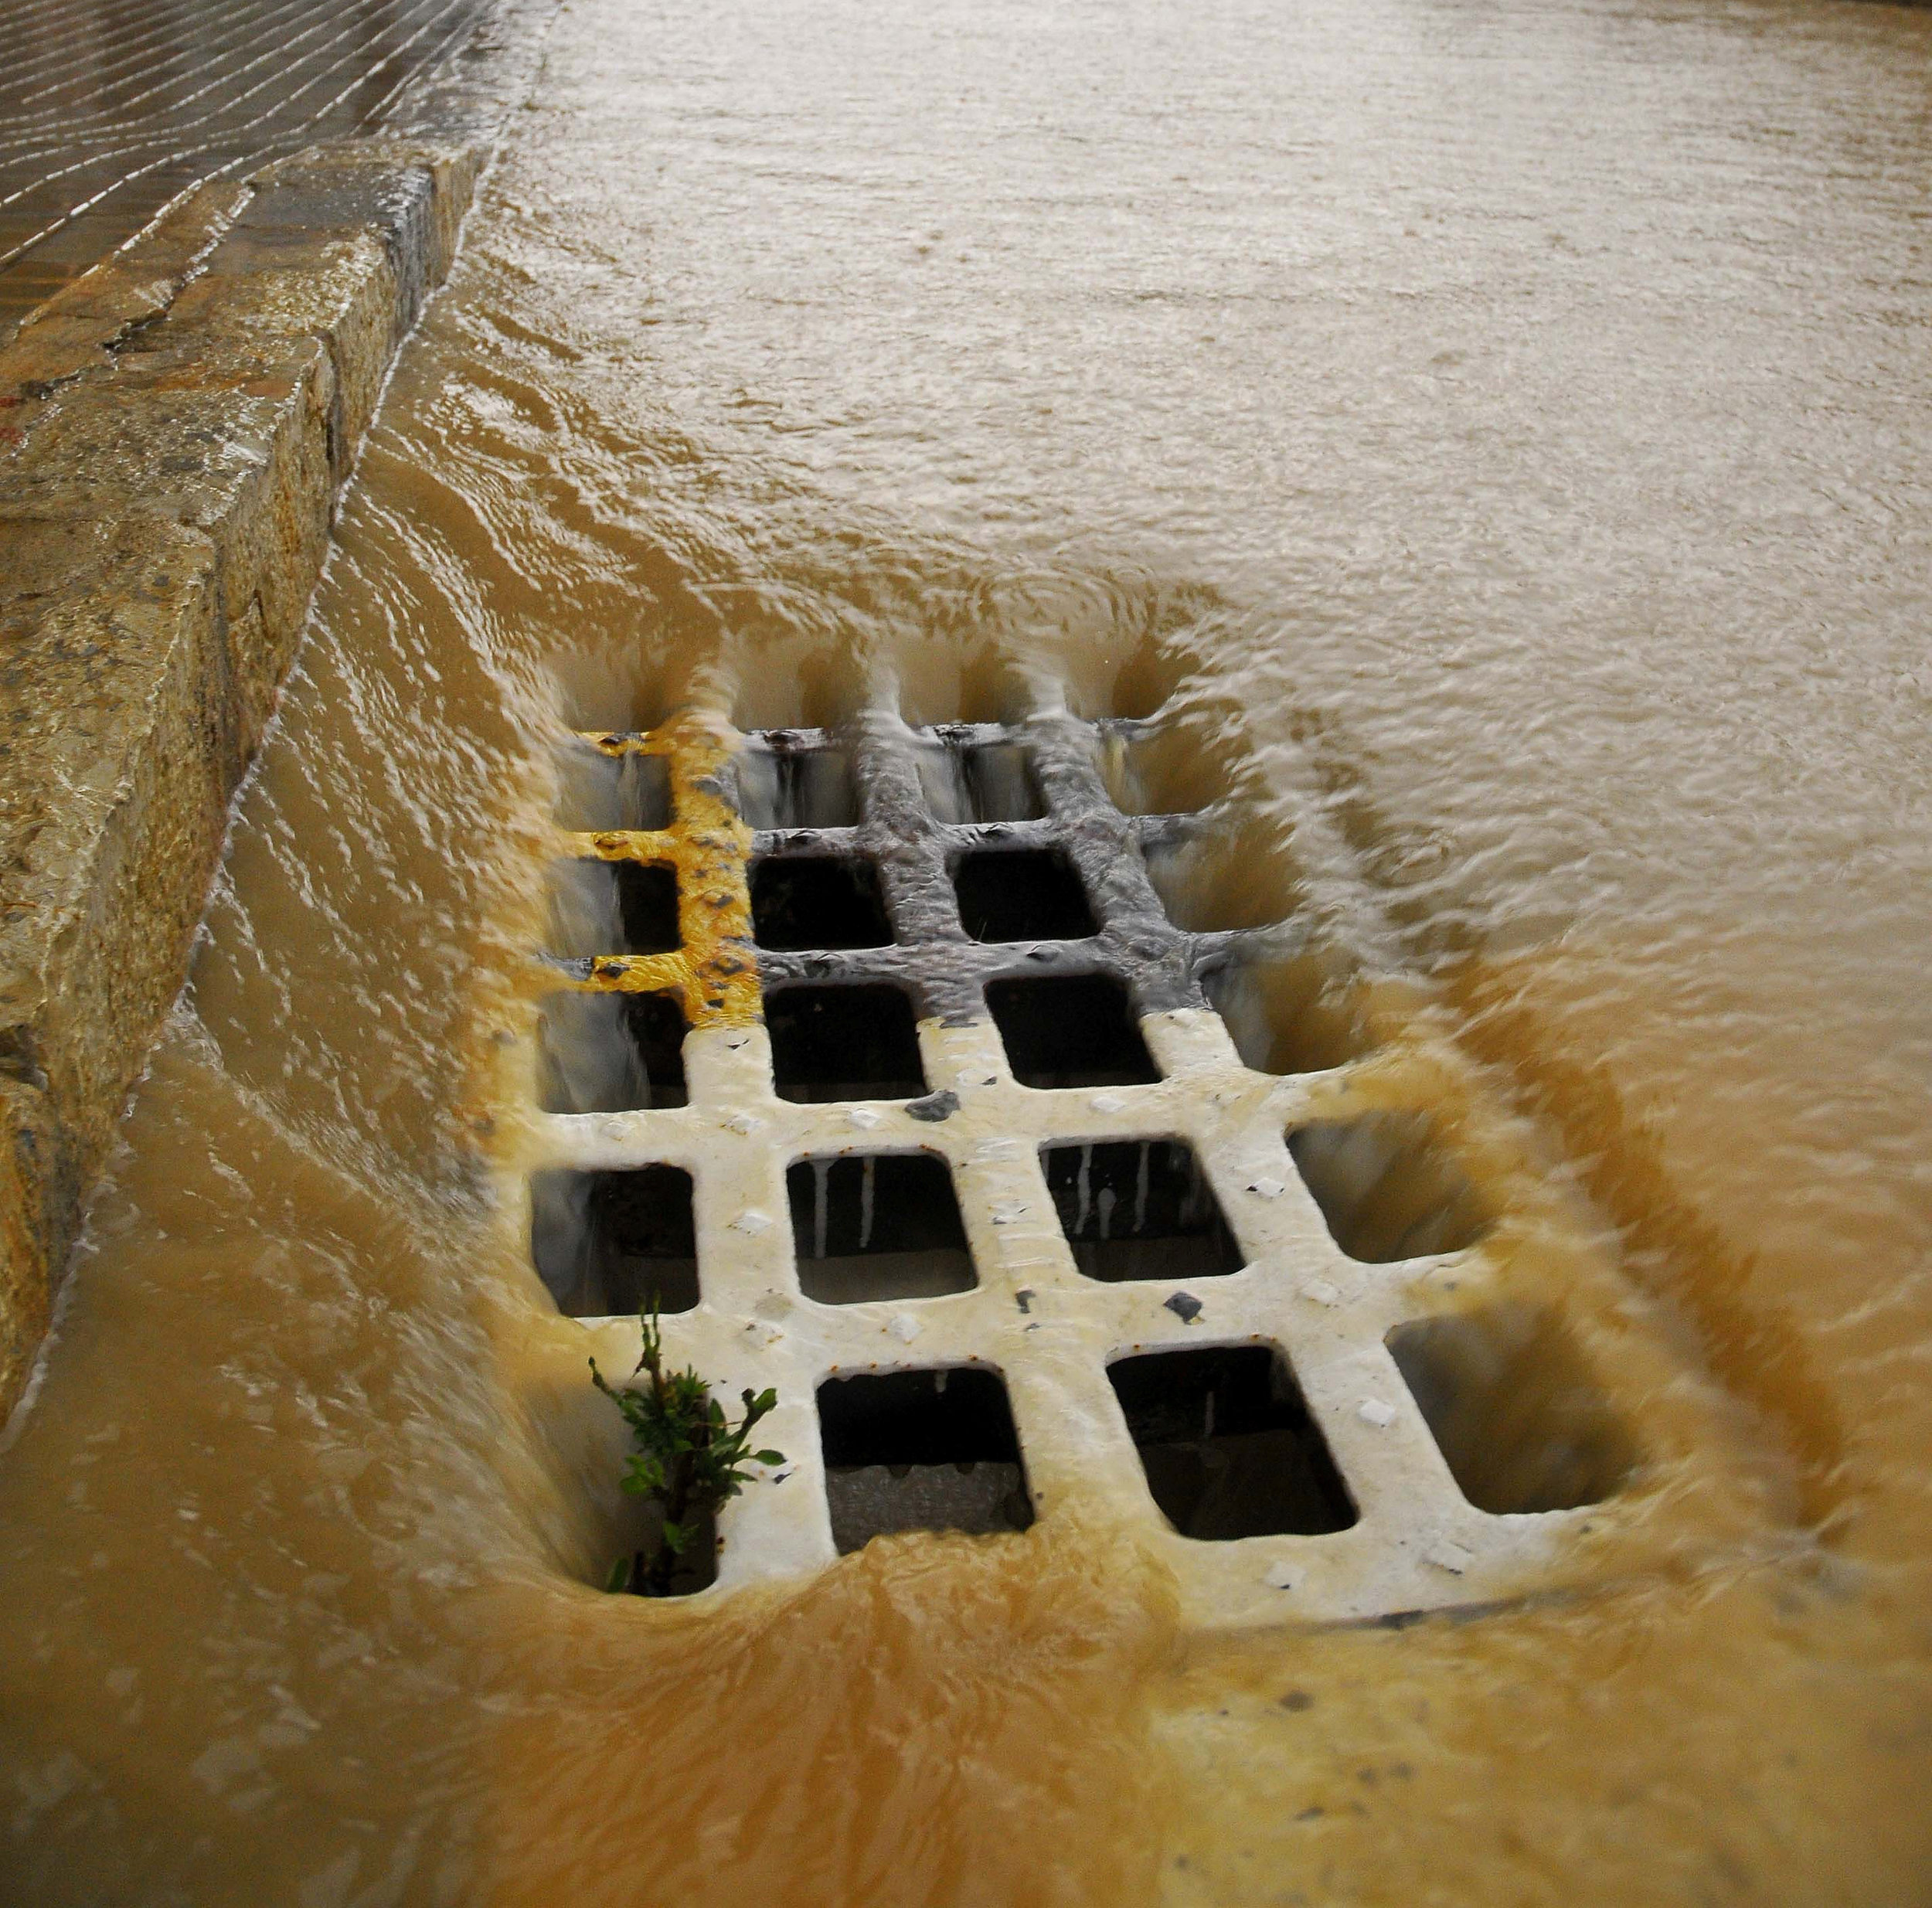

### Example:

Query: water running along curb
xmin=0 ymin=138 xmax=485 ymax=1421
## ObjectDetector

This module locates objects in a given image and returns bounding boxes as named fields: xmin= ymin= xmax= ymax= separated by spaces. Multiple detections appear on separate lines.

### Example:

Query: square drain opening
xmin=1287 ymin=1112 xmax=1492 ymax=1263
xmin=529 ymin=1165 xmax=699 ymax=1318
xmin=737 ymin=743 xmax=860 ymax=830
xmin=954 ymin=847 xmax=1097 ymax=942
xmin=1144 ymin=822 xmax=1301 ymax=934
xmin=1042 ymin=1140 xmax=1243 ymax=1283
xmin=817 ymin=1366 xmax=1034 ymax=1553
xmin=1388 ymin=1306 xmax=1639 ymax=1515
xmin=767 ymin=982 xmax=927 ymax=1102
xmin=1091 ymin=719 xmax=1227 ymax=818
xmin=1061 ymin=638 xmax=1187 ymax=722
xmin=607 ymin=1503 xmax=719 ymax=1599
xmin=915 ymin=737 xmax=1045 ymax=824
xmin=1109 ymin=1345 xmax=1356 ymax=1539
xmin=986 ymin=974 xmax=1159 ymax=1087
xmin=547 ymin=859 xmax=681 ymax=958
xmin=1202 ymin=954 xmax=1376 ymax=1077
xmin=751 ymin=855 xmax=892 ymax=950
xmin=786 ymin=1153 xmax=977 ymax=1303
xmin=537 ymin=990 xmax=688 ymax=1113
xmin=554 ymin=743 xmax=672 ymax=833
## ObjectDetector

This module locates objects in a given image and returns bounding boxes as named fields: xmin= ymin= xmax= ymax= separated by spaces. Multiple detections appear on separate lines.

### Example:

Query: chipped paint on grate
xmin=554 ymin=713 xmax=760 ymax=1029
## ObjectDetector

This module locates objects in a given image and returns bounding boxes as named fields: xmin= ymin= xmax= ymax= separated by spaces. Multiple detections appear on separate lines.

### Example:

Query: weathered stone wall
xmin=0 ymin=142 xmax=482 ymax=1420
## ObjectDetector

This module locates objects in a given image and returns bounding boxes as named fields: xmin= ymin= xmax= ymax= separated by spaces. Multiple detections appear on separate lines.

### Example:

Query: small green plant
xmin=590 ymin=1303 xmax=783 ymax=1597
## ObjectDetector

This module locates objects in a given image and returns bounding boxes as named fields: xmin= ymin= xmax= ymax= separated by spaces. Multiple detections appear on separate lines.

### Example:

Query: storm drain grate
xmin=519 ymin=684 xmax=1749 ymax=1627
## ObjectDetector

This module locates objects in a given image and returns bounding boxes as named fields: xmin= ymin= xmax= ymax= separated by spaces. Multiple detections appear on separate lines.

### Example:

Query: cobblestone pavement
xmin=0 ymin=0 xmax=503 ymax=327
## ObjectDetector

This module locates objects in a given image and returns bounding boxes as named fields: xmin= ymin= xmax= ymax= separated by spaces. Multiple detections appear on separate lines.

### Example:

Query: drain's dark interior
xmin=609 ymin=1505 xmax=718 ymax=1599
xmin=785 ymin=1152 xmax=976 ymax=1303
xmin=537 ymin=989 xmax=689 ymax=1113
xmin=1041 ymin=1139 xmax=1243 ymax=1282
xmin=547 ymin=858 xmax=682 ymax=958
xmin=1287 ymin=1112 xmax=1492 ymax=1263
xmin=986 ymin=973 xmax=1159 ymax=1087
xmin=817 ymin=1366 xmax=1034 ymax=1553
xmin=1388 ymin=1305 xmax=1638 ymax=1515
xmin=766 ymin=983 xmax=927 ymax=1102
xmin=1109 ymin=1345 xmax=1355 ymax=1539
xmin=529 ymin=1165 xmax=699 ymax=1317
xmin=737 ymin=743 xmax=860 ymax=830
xmin=750 ymin=855 xmax=893 ymax=950
xmin=954 ymin=846 xmax=1097 ymax=941
xmin=554 ymin=743 xmax=672 ymax=834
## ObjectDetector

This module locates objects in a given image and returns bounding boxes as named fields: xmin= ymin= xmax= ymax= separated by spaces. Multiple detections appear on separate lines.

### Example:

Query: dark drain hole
xmin=987 ymin=974 xmax=1159 ymax=1088
xmin=737 ymin=742 xmax=859 ymax=830
xmin=547 ymin=859 xmax=681 ymax=958
xmin=750 ymin=855 xmax=893 ymax=951
xmin=767 ymin=983 xmax=926 ymax=1102
xmin=817 ymin=1366 xmax=1033 ymax=1553
xmin=555 ymin=743 xmax=672 ymax=833
xmin=1388 ymin=1306 xmax=1639 ymax=1515
xmin=1109 ymin=1345 xmax=1356 ymax=1539
xmin=538 ymin=990 xmax=689 ymax=1113
xmin=607 ymin=1504 xmax=719 ymax=1599
xmin=530 ymin=1165 xmax=699 ymax=1318
xmin=954 ymin=847 xmax=1097 ymax=942
xmin=916 ymin=739 xmax=1045 ymax=825
xmin=1287 ymin=1113 xmax=1492 ymax=1263
xmin=786 ymin=1152 xmax=977 ymax=1304
xmin=1042 ymin=1140 xmax=1243 ymax=1283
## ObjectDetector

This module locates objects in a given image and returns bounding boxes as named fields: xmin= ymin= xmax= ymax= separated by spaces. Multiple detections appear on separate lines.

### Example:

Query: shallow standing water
xmin=4 ymin=0 xmax=1931 ymax=1901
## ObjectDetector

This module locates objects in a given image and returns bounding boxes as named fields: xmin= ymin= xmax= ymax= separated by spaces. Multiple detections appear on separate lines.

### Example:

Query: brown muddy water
xmin=5 ymin=0 xmax=1932 ymax=1902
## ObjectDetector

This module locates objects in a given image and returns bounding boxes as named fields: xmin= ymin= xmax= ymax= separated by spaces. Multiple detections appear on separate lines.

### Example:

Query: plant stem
xmin=644 ymin=1427 xmax=706 ymax=1595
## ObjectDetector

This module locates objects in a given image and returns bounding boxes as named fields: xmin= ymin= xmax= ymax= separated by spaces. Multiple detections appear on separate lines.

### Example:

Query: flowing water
xmin=0 ymin=0 xmax=505 ymax=328
xmin=4 ymin=0 xmax=1931 ymax=1900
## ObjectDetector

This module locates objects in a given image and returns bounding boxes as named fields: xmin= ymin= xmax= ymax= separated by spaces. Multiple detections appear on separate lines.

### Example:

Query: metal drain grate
xmin=521 ymin=694 xmax=1755 ymax=1629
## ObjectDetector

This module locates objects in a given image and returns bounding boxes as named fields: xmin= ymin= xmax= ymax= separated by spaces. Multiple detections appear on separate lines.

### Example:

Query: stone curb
xmin=0 ymin=138 xmax=485 ymax=1420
